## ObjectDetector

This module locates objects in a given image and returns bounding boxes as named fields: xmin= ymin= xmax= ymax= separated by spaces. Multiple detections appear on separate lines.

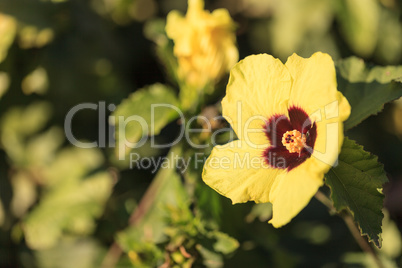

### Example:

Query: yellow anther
xmin=281 ymin=130 xmax=306 ymax=154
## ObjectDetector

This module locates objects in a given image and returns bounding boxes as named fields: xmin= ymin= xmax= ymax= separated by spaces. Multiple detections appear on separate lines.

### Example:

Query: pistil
xmin=281 ymin=130 xmax=306 ymax=154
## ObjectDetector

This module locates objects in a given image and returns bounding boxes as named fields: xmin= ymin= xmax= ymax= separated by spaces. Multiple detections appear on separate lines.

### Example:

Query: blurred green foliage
xmin=0 ymin=0 xmax=402 ymax=267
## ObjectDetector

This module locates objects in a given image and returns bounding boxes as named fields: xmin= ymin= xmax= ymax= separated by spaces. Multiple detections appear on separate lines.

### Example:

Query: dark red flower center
xmin=262 ymin=106 xmax=317 ymax=171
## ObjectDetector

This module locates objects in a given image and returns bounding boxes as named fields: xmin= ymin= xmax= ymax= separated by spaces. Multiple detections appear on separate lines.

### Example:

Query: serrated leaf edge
xmin=324 ymin=137 xmax=388 ymax=248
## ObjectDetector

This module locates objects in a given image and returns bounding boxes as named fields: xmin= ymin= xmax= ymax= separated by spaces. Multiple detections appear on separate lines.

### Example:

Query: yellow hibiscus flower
xmin=165 ymin=0 xmax=238 ymax=90
xmin=202 ymin=52 xmax=351 ymax=227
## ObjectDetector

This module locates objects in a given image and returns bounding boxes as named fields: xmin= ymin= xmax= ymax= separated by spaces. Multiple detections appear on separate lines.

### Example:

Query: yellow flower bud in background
xmin=166 ymin=0 xmax=238 ymax=91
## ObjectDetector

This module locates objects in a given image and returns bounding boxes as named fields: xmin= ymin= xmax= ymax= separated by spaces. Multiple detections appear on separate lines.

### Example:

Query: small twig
xmin=341 ymin=212 xmax=384 ymax=268
xmin=314 ymin=191 xmax=384 ymax=268
xmin=314 ymin=191 xmax=336 ymax=215
xmin=101 ymin=146 xmax=183 ymax=268
xmin=100 ymin=181 xmax=160 ymax=268
xmin=100 ymin=242 xmax=122 ymax=268
xmin=99 ymin=180 xmax=160 ymax=268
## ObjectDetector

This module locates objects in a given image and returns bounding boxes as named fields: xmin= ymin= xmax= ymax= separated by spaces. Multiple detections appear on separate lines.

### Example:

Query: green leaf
xmin=35 ymin=238 xmax=103 ymax=268
xmin=195 ymin=244 xmax=223 ymax=268
xmin=0 ymin=72 xmax=10 ymax=99
xmin=196 ymin=182 xmax=222 ymax=222
xmin=210 ymin=231 xmax=239 ymax=255
xmin=268 ymin=0 xmax=334 ymax=60
xmin=325 ymin=138 xmax=388 ymax=248
xmin=335 ymin=0 xmax=379 ymax=57
xmin=112 ymin=83 xmax=179 ymax=157
xmin=0 ymin=101 xmax=59 ymax=167
xmin=336 ymin=57 xmax=402 ymax=130
xmin=376 ymin=8 xmax=402 ymax=64
xmin=245 ymin=203 xmax=272 ymax=223
xmin=10 ymin=171 xmax=37 ymax=218
xmin=23 ymin=147 xmax=113 ymax=250
xmin=0 ymin=13 xmax=16 ymax=63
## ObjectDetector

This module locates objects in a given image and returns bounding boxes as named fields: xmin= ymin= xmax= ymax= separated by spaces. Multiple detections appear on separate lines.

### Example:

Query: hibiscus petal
xmin=202 ymin=140 xmax=283 ymax=204
xmin=222 ymin=54 xmax=292 ymax=148
xmin=288 ymin=106 xmax=312 ymax=133
xmin=264 ymin=114 xmax=292 ymax=147
xmin=285 ymin=52 xmax=351 ymax=169
xmin=264 ymin=146 xmax=311 ymax=171
xmin=268 ymin=158 xmax=325 ymax=227
xmin=285 ymin=52 xmax=340 ymax=115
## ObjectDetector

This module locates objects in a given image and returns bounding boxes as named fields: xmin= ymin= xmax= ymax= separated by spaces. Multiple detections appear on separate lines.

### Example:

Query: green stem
xmin=100 ymin=145 xmax=183 ymax=268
